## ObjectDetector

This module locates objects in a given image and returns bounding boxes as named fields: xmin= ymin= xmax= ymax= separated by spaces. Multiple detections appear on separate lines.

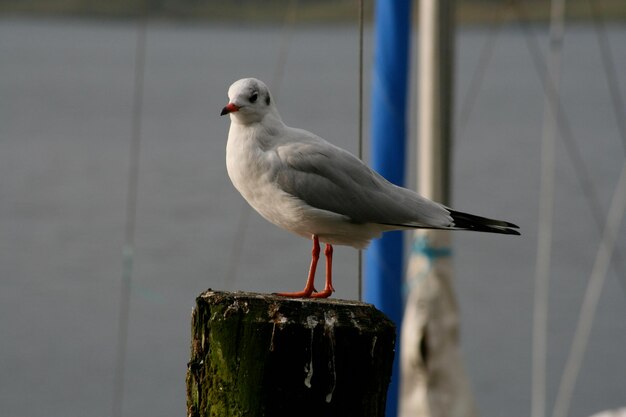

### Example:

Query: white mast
xmin=400 ymin=1 xmax=477 ymax=416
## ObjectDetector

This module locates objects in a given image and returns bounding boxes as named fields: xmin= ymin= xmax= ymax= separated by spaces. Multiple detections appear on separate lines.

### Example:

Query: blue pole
xmin=366 ymin=1 xmax=412 ymax=416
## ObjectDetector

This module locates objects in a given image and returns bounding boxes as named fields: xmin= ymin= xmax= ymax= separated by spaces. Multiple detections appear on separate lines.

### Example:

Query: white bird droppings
xmin=324 ymin=311 xmax=337 ymax=403
xmin=304 ymin=316 xmax=318 ymax=388
xmin=371 ymin=336 xmax=377 ymax=358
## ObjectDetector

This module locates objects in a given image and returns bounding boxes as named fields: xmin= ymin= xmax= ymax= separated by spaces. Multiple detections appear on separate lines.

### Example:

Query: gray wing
xmin=272 ymin=131 xmax=453 ymax=228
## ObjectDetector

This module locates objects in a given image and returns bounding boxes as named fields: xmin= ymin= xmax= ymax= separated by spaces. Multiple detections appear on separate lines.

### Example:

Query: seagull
xmin=221 ymin=78 xmax=519 ymax=298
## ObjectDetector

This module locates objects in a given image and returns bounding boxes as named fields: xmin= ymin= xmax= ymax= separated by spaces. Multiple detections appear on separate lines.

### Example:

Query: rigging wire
xmin=223 ymin=203 xmax=250 ymax=290
xmin=357 ymin=0 xmax=364 ymax=301
xmin=551 ymin=2 xmax=626 ymax=416
xmin=113 ymin=17 xmax=147 ymax=417
xmin=441 ymin=2 xmax=626 ymax=415
xmin=225 ymin=0 xmax=365 ymax=301
xmin=531 ymin=3 xmax=566 ymax=417
xmin=513 ymin=2 xmax=626 ymax=416
xmin=514 ymin=1 xmax=626 ymax=296
xmin=223 ymin=0 xmax=299 ymax=290
xmin=588 ymin=0 xmax=626 ymax=155
xmin=224 ymin=1 xmax=365 ymax=300
xmin=552 ymin=162 xmax=626 ymax=417
xmin=271 ymin=0 xmax=299 ymax=99
xmin=455 ymin=5 xmax=505 ymax=138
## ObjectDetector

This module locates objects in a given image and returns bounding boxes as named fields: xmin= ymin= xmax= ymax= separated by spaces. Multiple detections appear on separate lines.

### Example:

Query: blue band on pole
xmin=412 ymin=234 xmax=453 ymax=261
xmin=403 ymin=235 xmax=453 ymax=296
xmin=365 ymin=1 xmax=412 ymax=416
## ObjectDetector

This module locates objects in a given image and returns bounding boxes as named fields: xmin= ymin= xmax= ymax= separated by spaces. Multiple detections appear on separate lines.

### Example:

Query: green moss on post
xmin=186 ymin=290 xmax=395 ymax=417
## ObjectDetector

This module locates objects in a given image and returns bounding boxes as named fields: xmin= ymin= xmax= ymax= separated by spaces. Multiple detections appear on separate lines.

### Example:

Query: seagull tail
xmin=448 ymin=209 xmax=521 ymax=235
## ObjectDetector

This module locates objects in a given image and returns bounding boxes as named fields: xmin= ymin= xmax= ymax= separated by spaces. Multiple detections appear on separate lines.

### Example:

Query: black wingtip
xmin=497 ymin=227 xmax=521 ymax=236
xmin=449 ymin=209 xmax=521 ymax=236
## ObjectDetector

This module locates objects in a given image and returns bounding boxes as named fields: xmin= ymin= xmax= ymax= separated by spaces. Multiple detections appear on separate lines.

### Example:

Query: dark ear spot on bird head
xmin=266 ymin=94 xmax=271 ymax=106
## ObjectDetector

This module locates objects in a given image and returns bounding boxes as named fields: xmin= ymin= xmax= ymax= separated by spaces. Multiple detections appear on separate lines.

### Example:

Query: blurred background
xmin=1 ymin=1 xmax=625 ymax=416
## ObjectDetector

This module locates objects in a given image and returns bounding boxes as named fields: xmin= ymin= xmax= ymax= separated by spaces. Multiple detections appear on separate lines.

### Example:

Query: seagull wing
xmin=273 ymin=128 xmax=453 ymax=228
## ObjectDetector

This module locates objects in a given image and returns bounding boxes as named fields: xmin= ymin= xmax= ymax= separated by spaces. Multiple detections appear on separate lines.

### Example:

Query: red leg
xmin=275 ymin=235 xmax=320 ymax=298
xmin=311 ymin=243 xmax=334 ymax=298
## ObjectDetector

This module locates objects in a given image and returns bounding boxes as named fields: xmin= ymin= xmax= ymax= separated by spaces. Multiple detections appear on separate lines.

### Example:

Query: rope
xmin=113 ymin=17 xmax=147 ymax=417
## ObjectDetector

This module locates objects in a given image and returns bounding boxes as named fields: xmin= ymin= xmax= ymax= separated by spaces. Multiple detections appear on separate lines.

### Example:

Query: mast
xmin=400 ymin=1 xmax=477 ymax=416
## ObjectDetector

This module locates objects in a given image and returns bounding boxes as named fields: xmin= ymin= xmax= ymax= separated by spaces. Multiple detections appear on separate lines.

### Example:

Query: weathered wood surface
xmin=186 ymin=290 xmax=396 ymax=417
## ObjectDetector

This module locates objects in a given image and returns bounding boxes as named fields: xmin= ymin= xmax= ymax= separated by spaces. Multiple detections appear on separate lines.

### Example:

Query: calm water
xmin=1 ymin=18 xmax=625 ymax=417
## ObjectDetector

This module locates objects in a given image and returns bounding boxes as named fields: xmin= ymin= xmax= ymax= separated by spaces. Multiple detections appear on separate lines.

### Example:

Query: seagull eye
xmin=249 ymin=92 xmax=258 ymax=103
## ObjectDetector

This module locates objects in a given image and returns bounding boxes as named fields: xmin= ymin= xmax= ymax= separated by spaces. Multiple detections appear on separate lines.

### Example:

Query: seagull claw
xmin=274 ymin=288 xmax=314 ymax=298
xmin=310 ymin=287 xmax=334 ymax=299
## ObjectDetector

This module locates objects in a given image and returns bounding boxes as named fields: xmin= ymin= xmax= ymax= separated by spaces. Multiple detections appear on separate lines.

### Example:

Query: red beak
xmin=220 ymin=103 xmax=240 ymax=116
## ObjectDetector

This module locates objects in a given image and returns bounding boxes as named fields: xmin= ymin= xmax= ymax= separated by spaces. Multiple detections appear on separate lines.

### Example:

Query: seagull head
xmin=221 ymin=78 xmax=275 ymax=125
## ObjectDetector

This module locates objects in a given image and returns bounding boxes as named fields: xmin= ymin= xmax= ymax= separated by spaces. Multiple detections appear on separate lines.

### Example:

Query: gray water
xmin=1 ymin=18 xmax=625 ymax=417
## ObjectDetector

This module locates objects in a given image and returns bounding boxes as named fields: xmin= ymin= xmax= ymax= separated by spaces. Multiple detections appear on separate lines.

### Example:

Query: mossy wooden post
xmin=186 ymin=290 xmax=396 ymax=417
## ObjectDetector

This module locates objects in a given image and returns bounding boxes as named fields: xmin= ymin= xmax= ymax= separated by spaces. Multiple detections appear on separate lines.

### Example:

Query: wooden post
xmin=186 ymin=290 xmax=396 ymax=417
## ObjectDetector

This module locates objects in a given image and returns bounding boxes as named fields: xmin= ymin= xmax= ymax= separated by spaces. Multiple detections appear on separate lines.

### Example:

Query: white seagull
xmin=221 ymin=78 xmax=519 ymax=298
